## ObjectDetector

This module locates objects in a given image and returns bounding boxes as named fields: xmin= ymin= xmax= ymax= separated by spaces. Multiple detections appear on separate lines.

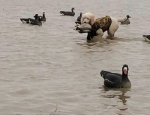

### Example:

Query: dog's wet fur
xmin=87 ymin=16 xmax=112 ymax=40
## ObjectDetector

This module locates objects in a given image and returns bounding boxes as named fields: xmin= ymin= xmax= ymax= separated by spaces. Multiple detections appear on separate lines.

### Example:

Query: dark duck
xmin=143 ymin=35 xmax=150 ymax=41
xmin=100 ymin=64 xmax=131 ymax=88
xmin=39 ymin=12 xmax=46 ymax=22
xmin=60 ymin=7 xmax=75 ymax=16
xmin=75 ymin=12 xmax=82 ymax=24
xmin=20 ymin=14 xmax=38 ymax=23
xmin=20 ymin=14 xmax=42 ymax=26
xmin=29 ymin=16 xmax=42 ymax=26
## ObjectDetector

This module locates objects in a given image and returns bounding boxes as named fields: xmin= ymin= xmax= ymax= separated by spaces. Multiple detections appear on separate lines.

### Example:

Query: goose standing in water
xmin=100 ymin=64 xmax=131 ymax=88
xmin=39 ymin=12 xmax=46 ymax=22
xmin=60 ymin=7 xmax=75 ymax=16
xmin=143 ymin=35 xmax=150 ymax=41
xmin=117 ymin=15 xmax=131 ymax=25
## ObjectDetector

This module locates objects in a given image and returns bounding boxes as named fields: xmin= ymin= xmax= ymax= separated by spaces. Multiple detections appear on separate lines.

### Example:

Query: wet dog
xmin=86 ymin=15 xmax=123 ymax=40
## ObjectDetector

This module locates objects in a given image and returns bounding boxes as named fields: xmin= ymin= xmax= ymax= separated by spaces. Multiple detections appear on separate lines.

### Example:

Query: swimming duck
xmin=60 ymin=7 xmax=75 ymax=16
xmin=20 ymin=14 xmax=42 ymax=26
xmin=39 ymin=12 xmax=46 ymax=22
xmin=20 ymin=14 xmax=39 ymax=24
xmin=29 ymin=16 xmax=42 ymax=26
xmin=20 ymin=18 xmax=30 ymax=23
xmin=100 ymin=64 xmax=131 ymax=88
xmin=118 ymin=15 xmax=131 ymax=25
xmin=143 ymin=35 xmax=150 ymax=42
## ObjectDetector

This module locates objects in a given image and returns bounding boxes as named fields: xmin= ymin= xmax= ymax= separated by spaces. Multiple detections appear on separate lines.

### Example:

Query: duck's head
xmin=122 ymin=64 xmax=129 ymax=75
xmin=34 ymin=14 xmax=39 ymax=19
xmin=72 ymin=7 xmax=75 ymax=11
xmin=126 ymin=15 xmax=131 ymax=19
xmin=43 ymin=12 xmax=45 ymax=17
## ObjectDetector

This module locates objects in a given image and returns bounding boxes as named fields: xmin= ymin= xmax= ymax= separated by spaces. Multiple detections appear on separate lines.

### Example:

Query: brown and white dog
xmin=77 ymin=12 xmax=131 ymax=40
xmin=87 ymin=15 xmax=120 ymax=40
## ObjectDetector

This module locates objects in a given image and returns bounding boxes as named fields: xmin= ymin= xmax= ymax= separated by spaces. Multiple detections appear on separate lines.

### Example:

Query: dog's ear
xmin=81 ymin=16 xmax=85 ymax=24
xmin=81 ymin=13 xmax=89 ymax=24
xmin=90 ymin=15 xmax=96 ymax=25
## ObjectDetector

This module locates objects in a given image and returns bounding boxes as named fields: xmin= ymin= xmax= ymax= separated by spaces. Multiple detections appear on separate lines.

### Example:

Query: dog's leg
xmin=86 ymin=32 xmax=92 ymax=40
xmin=96 ymin=28 xmax=103 ymax=36
xmin=107 ymin=30 xmax=114 ymax=38
xmin=92 ymin=29 xmax=104 ymax=43
xmin=107 ymin=17 xmax=119 ymax=39
xmin=107 ymin=30 xmax=115 ymax=40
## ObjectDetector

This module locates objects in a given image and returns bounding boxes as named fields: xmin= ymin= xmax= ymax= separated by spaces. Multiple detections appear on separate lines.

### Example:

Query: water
xmin=0 ymin=0 xmax=150 ymax=115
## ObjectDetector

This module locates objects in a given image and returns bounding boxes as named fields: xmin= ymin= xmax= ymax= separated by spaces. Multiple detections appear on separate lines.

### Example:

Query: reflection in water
xmin=100 ymin=85 xmax=131 ymax=114
xmin=118 ymin=89 xmax=130 ymax=105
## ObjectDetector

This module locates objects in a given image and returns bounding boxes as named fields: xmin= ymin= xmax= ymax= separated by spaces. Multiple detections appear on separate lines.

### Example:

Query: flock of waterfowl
xmin=59 ymin=7 xmax=150 ymax=42
xmin=58 ymin=7 xmax=150 ymax=88
xmin=19 ymin=7 xmax=149 ymax=88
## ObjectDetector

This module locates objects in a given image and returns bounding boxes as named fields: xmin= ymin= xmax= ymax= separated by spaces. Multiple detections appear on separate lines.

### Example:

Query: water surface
xmin=0 ymin=0 xmax=150 ymax=115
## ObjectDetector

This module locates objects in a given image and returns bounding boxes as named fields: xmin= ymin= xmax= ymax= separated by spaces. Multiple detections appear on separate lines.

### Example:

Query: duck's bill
xmin=123 ymin=68 xmax=128 ymax=75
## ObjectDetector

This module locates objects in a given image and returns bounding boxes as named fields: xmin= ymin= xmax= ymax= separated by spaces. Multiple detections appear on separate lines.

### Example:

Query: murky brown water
xmin=0 ymin=0 xmax=150 ymax=115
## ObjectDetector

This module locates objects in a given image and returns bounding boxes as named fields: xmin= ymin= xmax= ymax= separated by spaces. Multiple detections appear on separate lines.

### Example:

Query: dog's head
xmin=81 ymin=12 xmax=96 ymax=26
xmin=82 ymin=17 xmax=91 ymax=24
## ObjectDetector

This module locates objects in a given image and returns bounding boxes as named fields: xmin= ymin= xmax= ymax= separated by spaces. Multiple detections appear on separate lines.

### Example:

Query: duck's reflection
xmin=118 ymin=88 xmax=130 ymax=105
xmin=100 ymin=85 xmax=131 ymax=115
xmin=101 ymin=85 xmax=131 ymax=105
